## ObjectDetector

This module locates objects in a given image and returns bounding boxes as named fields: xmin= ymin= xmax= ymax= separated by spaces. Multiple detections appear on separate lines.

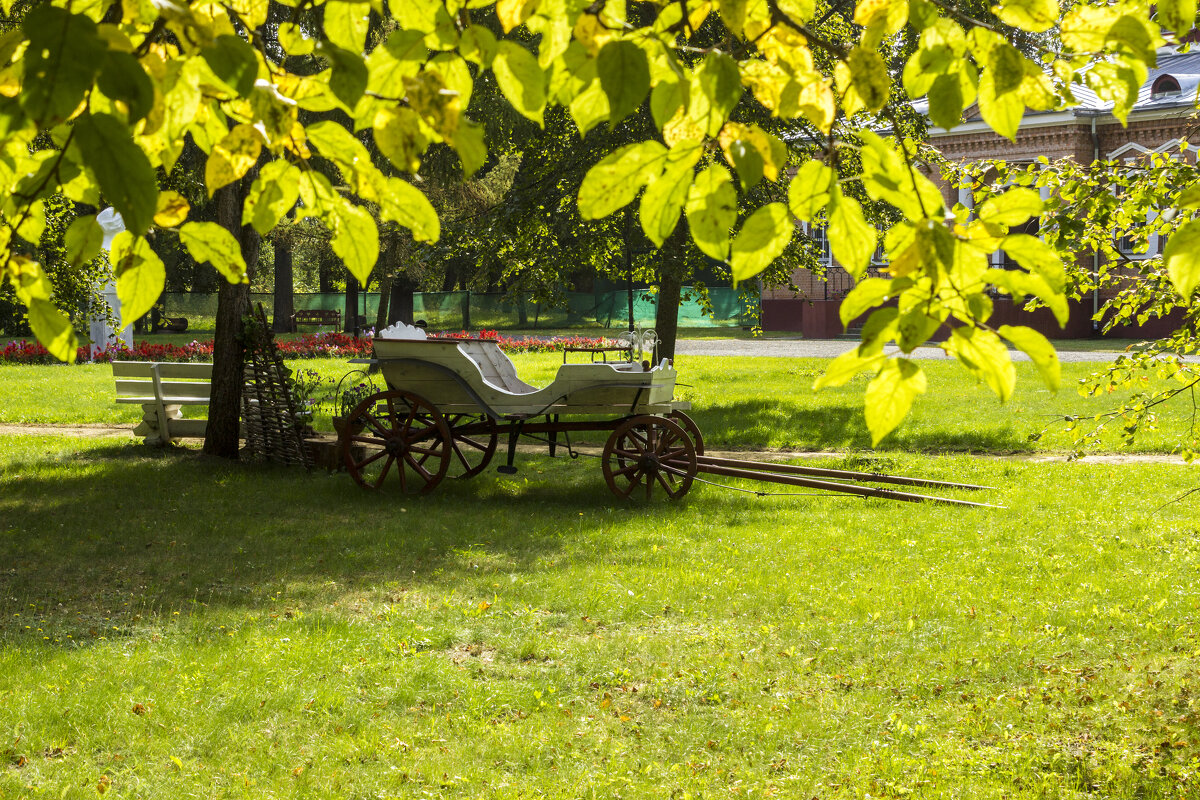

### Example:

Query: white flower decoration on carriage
xmin=377 ymin=321 xmax=427 ymax=340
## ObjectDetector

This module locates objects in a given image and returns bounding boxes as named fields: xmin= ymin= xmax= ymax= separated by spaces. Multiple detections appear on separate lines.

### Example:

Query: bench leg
xmin=135 ymin=403 xmax=183 ymax=446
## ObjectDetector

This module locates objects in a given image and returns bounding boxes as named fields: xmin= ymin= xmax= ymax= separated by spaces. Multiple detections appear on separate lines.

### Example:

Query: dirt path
xmin=3 ymin=422 xmax=1189 ymax=465
xmin=0 ymin=423 xmax=133 ymax=439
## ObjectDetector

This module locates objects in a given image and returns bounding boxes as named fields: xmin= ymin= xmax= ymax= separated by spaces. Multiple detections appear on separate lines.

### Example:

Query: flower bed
xmin=1 ymin=330 xmax=622 ymax=364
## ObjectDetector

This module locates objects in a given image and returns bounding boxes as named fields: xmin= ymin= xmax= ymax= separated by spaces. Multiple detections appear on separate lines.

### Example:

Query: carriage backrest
xmin=457 ymin=341 xmax=538 ymax=395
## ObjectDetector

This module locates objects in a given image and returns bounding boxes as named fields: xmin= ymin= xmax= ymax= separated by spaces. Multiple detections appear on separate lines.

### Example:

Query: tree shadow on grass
xmin=0 ymin=441 xmax=699 ymax=644
xmin=687 ymin=399 xmax=1034 ymax=453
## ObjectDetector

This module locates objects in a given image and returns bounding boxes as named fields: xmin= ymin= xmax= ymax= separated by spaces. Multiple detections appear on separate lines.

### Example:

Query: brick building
xmin=762 ymin=49 xmax=1200 ymax=338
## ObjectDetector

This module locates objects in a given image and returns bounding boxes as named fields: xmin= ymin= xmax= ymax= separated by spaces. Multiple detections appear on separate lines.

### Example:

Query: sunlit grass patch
xmin=1 ymin=435 xmax=1199 ymax=797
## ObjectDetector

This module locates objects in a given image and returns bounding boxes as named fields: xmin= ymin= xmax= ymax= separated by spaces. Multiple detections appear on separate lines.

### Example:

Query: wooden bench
xmin=291 ymin=309 xmax=341 ymax=331
xmin=113 ymin=361 xmax=213 ymax=445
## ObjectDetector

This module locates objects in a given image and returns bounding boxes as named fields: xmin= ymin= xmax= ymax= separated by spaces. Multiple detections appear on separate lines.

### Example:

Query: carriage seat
xmin=457 ymin=341 xmax=539 ymax=395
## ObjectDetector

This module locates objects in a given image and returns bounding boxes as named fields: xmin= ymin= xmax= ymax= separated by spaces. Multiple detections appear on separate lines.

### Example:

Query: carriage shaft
xmin=694 ymin=455 xmax=992 ymax=491
xmin=694 ymin=462 xmax=1001 ymax=507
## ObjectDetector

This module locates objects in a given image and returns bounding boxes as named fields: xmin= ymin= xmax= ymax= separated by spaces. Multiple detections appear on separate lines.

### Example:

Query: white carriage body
xmin=371 ymin=338 xmax=686 ymax=418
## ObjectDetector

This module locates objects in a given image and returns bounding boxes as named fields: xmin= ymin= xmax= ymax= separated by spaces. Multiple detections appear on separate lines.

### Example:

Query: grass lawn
xmin=1 ymin=433 xmax=1198 ymax=798
xmin=1 ymin=352 xmax=1195 ymax=454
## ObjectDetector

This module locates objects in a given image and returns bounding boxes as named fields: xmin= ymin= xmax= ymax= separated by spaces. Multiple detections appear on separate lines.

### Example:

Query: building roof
xmin=917 ymin=48 xmax=1200 ymax=132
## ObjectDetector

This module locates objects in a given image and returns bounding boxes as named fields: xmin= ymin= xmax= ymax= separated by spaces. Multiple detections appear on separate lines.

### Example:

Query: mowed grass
xmin=1 ymin=434 xmax=1199 ymax=798
xmin=1 ymin=352 xmax=1194 ymax=454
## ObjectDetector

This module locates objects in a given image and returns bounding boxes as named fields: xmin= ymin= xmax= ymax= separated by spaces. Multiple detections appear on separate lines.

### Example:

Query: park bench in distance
xmin=290 ymin=309 xmax=341 ymax=331
xmin=113 ymin=361 xmax=212 ymax=445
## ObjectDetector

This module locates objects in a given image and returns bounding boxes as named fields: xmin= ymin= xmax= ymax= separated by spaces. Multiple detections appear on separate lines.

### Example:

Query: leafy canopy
xmin=0 ymin=0 xmax=1189 ymax=441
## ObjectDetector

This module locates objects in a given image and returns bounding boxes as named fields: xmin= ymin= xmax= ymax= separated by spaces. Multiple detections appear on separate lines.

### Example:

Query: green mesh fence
xmin=159 ymin=289 xmax=757 ymax=332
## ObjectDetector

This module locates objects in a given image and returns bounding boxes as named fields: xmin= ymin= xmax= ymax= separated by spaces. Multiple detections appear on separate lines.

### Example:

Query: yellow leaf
xmin=154 ymin=190 xmax=190 ymax=227
xmin=496 ymin=0 xmax=539 ymax=32
xmin=205 ymin=124 xmax=264 ymax=196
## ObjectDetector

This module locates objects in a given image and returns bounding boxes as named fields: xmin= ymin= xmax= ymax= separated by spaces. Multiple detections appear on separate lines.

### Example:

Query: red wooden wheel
xmin=602 ymin=415 xmax=697 ymax=501
xmin=668 ymin=409 xmax=704 ymax=456
xmin=441 ymin=412 xmax=499 ymax=478
xmin=341 ymin=390 xmax=451 ymax=493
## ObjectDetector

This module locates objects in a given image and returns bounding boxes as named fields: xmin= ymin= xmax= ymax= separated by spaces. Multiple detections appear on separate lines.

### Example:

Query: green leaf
xmin=985 ymin=268 xmax=1069 ymax=326
xmin=202 ymin=35 xmax=259 ymax=98
xmin=787 ymin=160 xmax=833 ymax=222
xmin=838 ymin=47 xmax=890 ymax=116
xmin=828 ymin=191 xmax=875 ymax=278
xmin=696 ymin=52 xmax=743 ymax=136
xmin=460 ymin=25 xmax=497 ymax=67
xmin=73 ymin=112 xmax=158 ymax=236
xmin=493 ymin=41 xmax=546 ymax=126
xmin=597 ymin=40 xmax=650 ymax=127
xmin=1164 ymin=218 xmax=1200 ymax=300
xmin=321 ymin=44 xmax=368 ymax=108
xmin=978 ymin=187 xmax=1042 ymax=227
xmin=325 ymin=1 xmax=370 ymax=53
xmin=731 ymin=203 xmax=793 ymax=282
xmin=179 ymin=222 xmax=249 ymax=284
xmin=650 ymin=76 xmax=686 ymax=131
xmin=27 ymin=298 xmax=77 ymax=363
xmin=97 ymin=51 xmax=154 ymax=123
xmin=450 ymin=119 xmax=487 ymax=176
xmin=813 ymin=347 xmax=886 ymax=389
xmin=110 ymin=231 xmax=165 ymax=327
xmin=1178 ymin=183 xmax=1200 ymax=209
xmin=999 ymin=233 xmax=1064 ymax=291
xmin=727 ymin=141 xmax=764 ymax=191
xmin=569 ymin=79 xmax=612 ymax=136
xmin=21 ymin=6 xmax=105 ymax=125
xmin=243 ymin=161 xmax=301 ymax=235
xmin=578 ymin=140 xmax=667 ymax=219
xmin=374 ymin=106 xmax=429 ymax=173
xmin=377 ymin=177 xmax=440 ymax=243
xmin=858 ymin=131 xmax=944 ymax=221
xmin=945 ymin=326 xmax=1015 ymax=401
xmin=926 ymin=70 xmax=973 ymax=130
xmin=998 ymin=324 xmax=1060 ymax=391
xmin=639 ymin=140 xmax=702 ymax=247
xmin=64 ymin=215 xmax=103 ymax=268
xmin=977 ymin=57 xmax=1023 ymax=140
xmin=839 ymin=277 xmax=896 ymax=328
xmin=327 ymin=200 xmax=379 ymax=284
xmin=1158 ymin=0 xmax=1197 ymax=33
xmin=685 ymin=163 xmax=738 ymax=261
xmin=993 ymin=0 xmax=1059 ymax=33
xmin=896 ymin=308 xmax=944 ymax=352
xmin=864 ymin=358 xmax=926 ymax=444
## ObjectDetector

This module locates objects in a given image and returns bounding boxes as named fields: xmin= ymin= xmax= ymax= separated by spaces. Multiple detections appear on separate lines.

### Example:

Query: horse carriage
xmin=337 ymin=331 xmax=994 ymax=506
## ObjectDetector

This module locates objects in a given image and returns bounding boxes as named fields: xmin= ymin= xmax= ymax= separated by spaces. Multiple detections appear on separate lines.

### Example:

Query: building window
xmin=806 ymin=223 xmax=831 ymax=264
xmin=1152 ymin=75 xmax=1182 ymax=100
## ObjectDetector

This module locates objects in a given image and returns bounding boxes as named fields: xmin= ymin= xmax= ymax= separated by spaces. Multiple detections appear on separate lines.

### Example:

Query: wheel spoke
xmin=660 ymin=447 xmax=688 ymax=463
xmin=613 ymin=460 xmax=642 ymax=479
xmin=353 ymin=447 xmax=389 ymax=470
xmin=654 ymin=470 xmax=676 ymax=497
xmin=644 ymin=471 xmax=653 ymax=501
xmin=349 ymin=433 xmax=387 ymax=447
xmin=374 ymin=455 xmax=396 ymax=489
xmin=404 ymin=452 xmax=433 ymax=482
xmin=362 ymin=412 xmax=390 ymax=439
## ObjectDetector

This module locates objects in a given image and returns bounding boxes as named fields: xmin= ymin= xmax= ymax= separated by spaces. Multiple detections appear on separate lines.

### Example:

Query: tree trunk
xmin=389 ymin=274 xmax=416 ymax=326
xmin=203 ymin=177 xmax=261 ymax=459
xmin=272 ymin=238 xmax=294 ymax=333
xmin=653 ymin=224 xmax=689 ymax=363
xmin=374 ymin=272 xmax=392 ymax=331
xmin=344 ymin=274 xmax=359 ymax=334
